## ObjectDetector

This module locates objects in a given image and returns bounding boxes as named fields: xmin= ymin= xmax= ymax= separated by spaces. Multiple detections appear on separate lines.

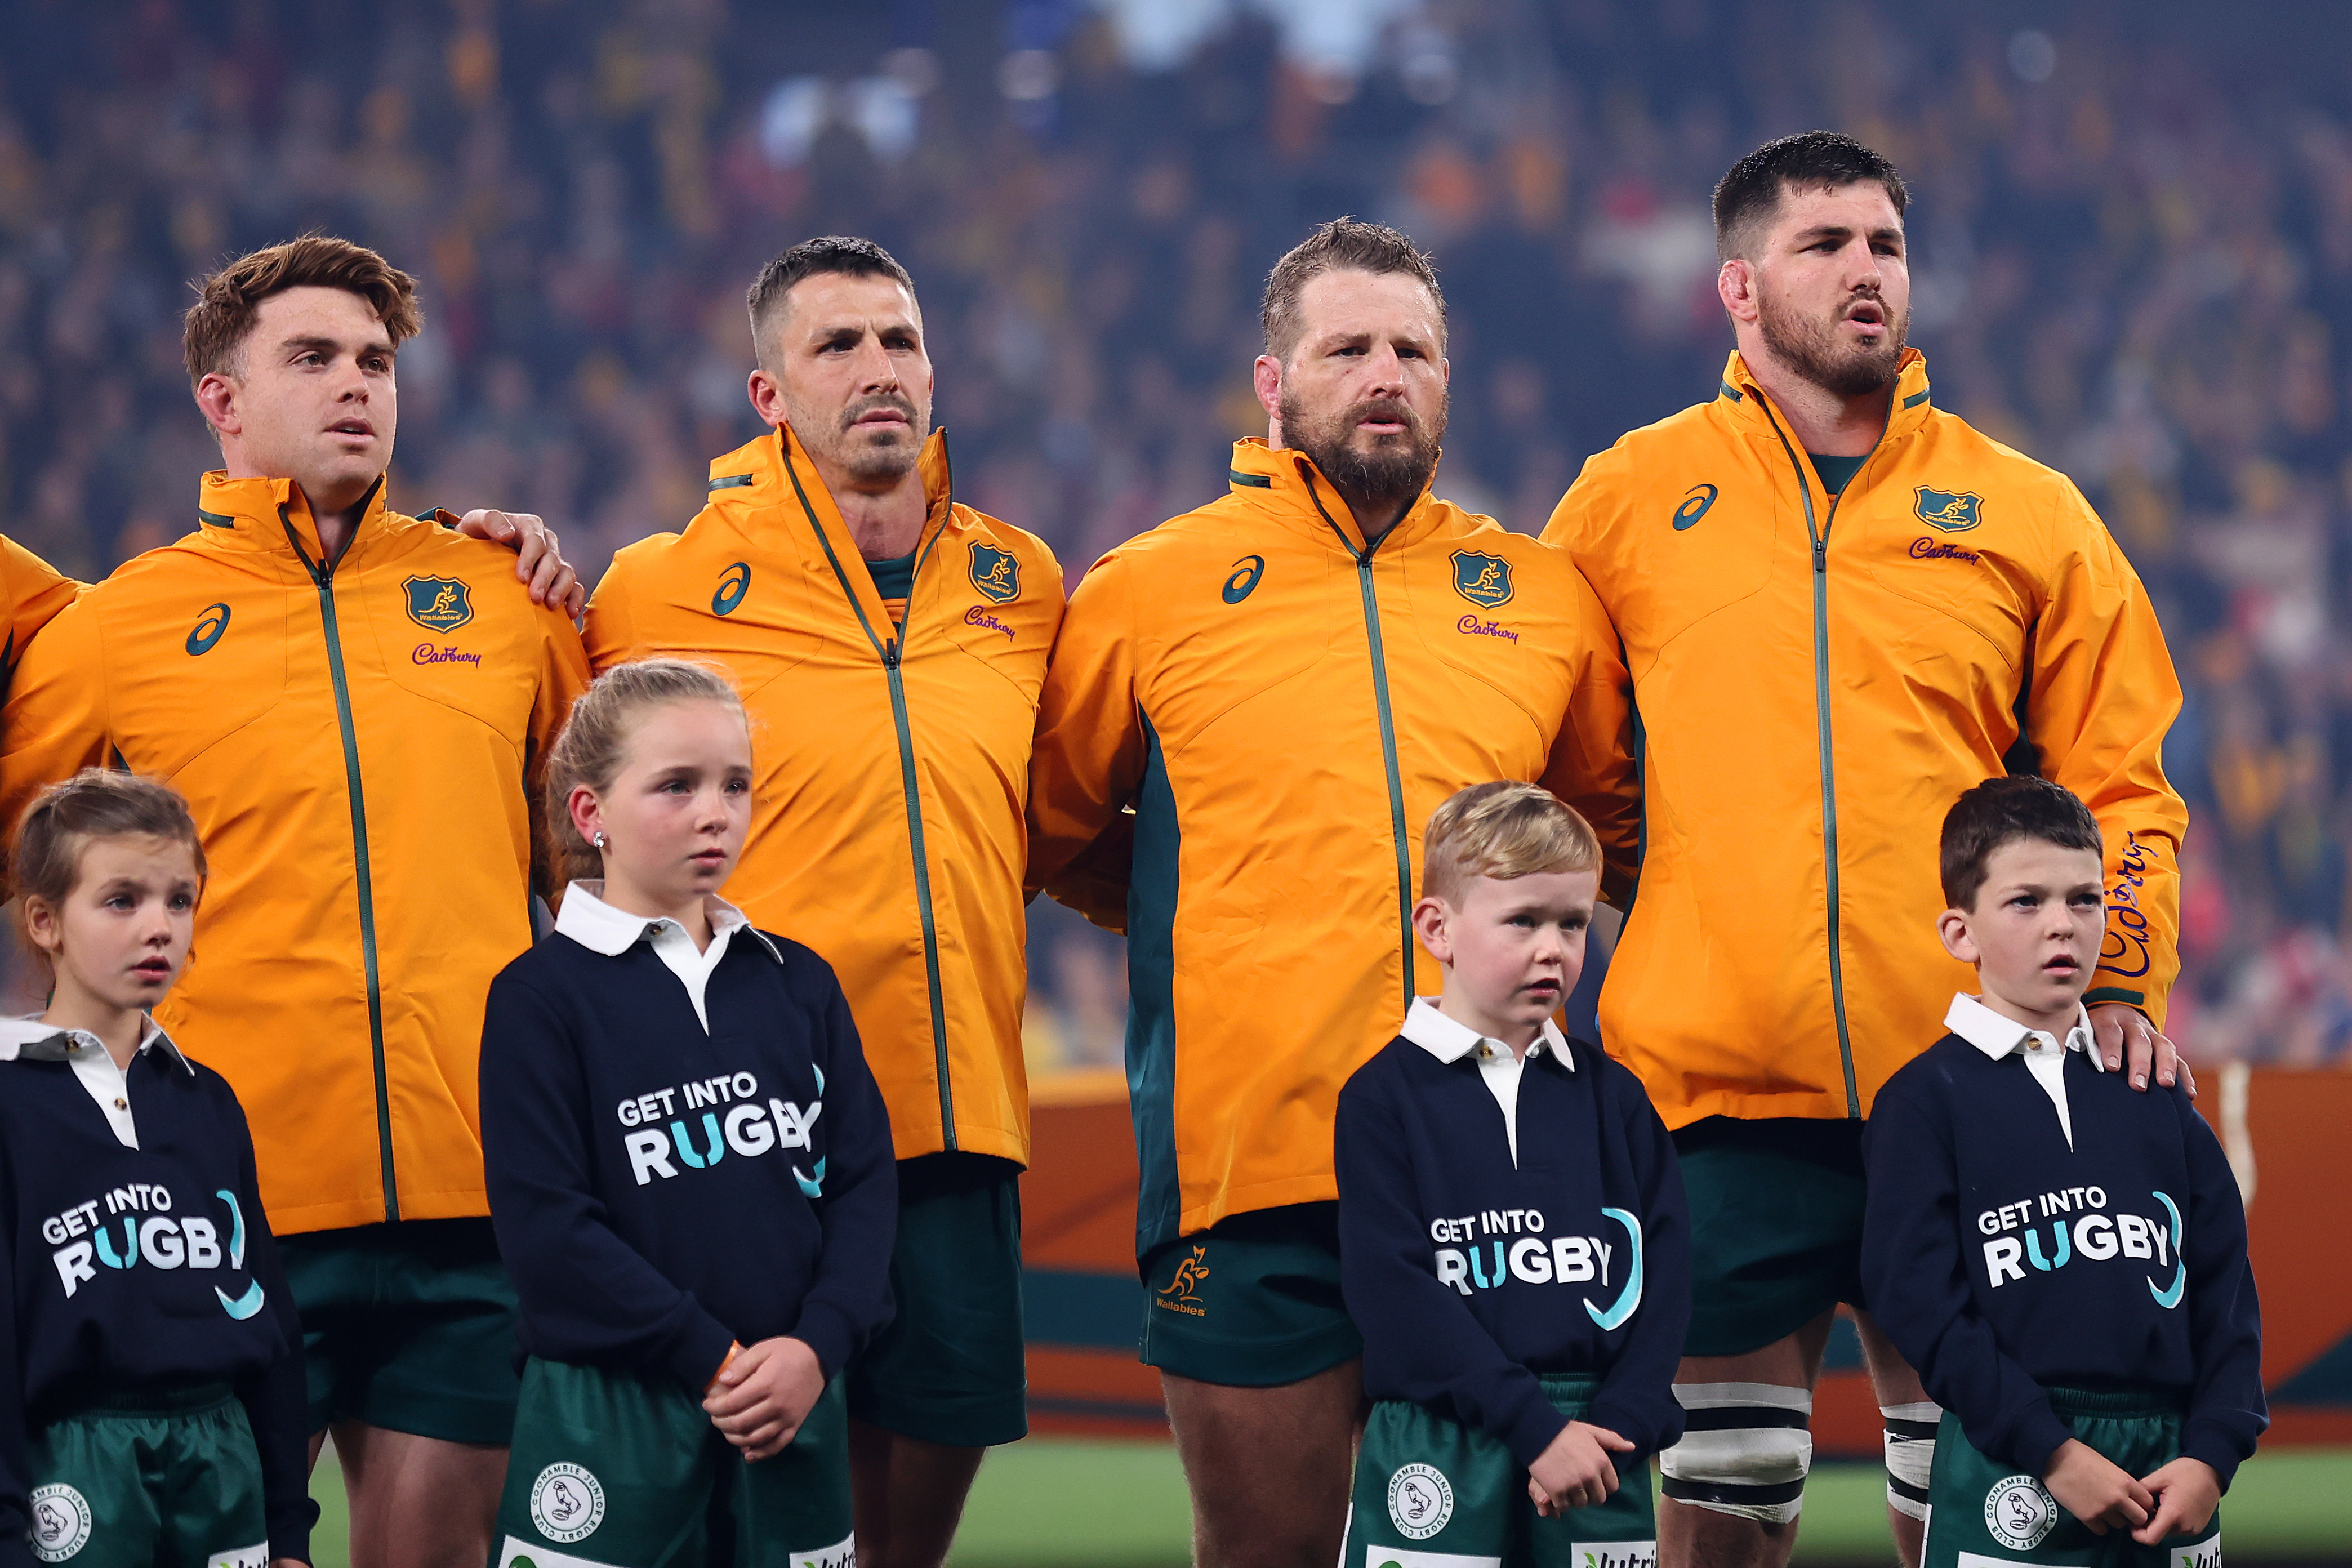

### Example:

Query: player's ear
xmin=193 ymin=372 xmax=242 ymax=439
xmin=1253 ymin=353 xmax=1283 ymax=421
xmin=1717 ymin=258 xmax=1758 ymax=324
xmin=1936 ymin=906 xmax=1979 ymax=966
xmin=1411 ymin=894 xmax=1452 ymax=965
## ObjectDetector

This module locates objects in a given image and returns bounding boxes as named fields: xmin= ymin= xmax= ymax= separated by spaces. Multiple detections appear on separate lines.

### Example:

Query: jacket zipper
xmin=784 ymin=445 xmax=958 ymax=1149
xmin=1303 ymin=469 xmax=1417 ymax=1014
xmin=282 ymin=510 xmax=399 ymax=1218
xmin=1753 ymin=403 xmax=1887 ymax=1121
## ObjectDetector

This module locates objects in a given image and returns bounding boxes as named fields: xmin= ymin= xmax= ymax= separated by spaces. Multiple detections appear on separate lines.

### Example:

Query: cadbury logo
xmin=963 ymin=605 xmax=1015 ymax=640
xmin=413 ymin=643 xmax=483 ymax=667
xmin=1456 ymin=614 xmax=1520 ymax=644
xmin=1909 ymin=537 xmax=1981 ymax=564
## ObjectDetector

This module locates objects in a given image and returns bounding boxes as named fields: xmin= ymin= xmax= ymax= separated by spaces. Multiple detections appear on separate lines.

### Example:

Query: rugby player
xmin=584 ymin=236 xmax=1062 ymax=1568
xmin=0 ymin=235 xmax=591 ymax=1568
xmin=1030 ymin=218 xmax=1639 ymax=1568
xmin=1542 ymin=131 xmax=2190 ymax=1568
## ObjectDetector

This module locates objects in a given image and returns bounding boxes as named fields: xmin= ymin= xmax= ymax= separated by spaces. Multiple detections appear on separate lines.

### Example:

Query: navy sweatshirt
xmin=1335 ymin=1013 xmax=1691 ymax=1470
xmin=0 ymin=1021 xmax=310 ymax=1567
xmin=479 ymin=911 xmax=897 ymax=1392
xmin=1861 ymin=1029 xmax=2266 ymax=1485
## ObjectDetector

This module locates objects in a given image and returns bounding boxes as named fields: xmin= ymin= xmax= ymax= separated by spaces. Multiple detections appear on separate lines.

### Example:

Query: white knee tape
xmin=1659 ymin=1383 xmax=1812 ymax=1525
xmin=1882 ymin=1400 xmax=1941 ymax=1522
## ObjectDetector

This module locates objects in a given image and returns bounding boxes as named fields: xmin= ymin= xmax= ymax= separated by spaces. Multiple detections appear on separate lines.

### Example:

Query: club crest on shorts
xmin=1914 ymin=487 xmax=1984 ymax=533
xmin=403 ymin=574 xmax=475 ymax=632
xmin=1984 ymin=1473 xmax=2057 ymax=1550
xmin=1386 ymin=1462 xmax=1454 ymax=1541
xmin=1450 ymin=550 xmax=1513 ymax=609
xmin=970 ymin=542 xmax=1021 ymax=603
xmin=529 ymin=1462 xmax=607 ymax=1544
xmin=28 ymin=1483 xmax=91 ymax=1562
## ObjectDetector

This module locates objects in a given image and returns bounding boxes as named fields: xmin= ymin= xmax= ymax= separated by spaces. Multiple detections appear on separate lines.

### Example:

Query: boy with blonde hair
xmin=1336 ymin=781 xmax=1689 ymax=1567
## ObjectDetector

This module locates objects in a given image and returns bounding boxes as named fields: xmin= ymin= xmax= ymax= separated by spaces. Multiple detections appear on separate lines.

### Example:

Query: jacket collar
xmin=1716 ymin=346 xmax=1935 ymax=452
xmin=1398 ymin=995 xmax=1571 ymax=1070
xmin=1223 ymin=439 xmax=1451 ymax=557
xmin=555 ymin=881 xmax=783 ymax=966
xmin=1944 ymin=992 xmax=2102 ymax=1069
xmin=198 ymin=470 xmax=394 ymax=571
xmin=0 ymin=1012 xmax=191 ymax=1072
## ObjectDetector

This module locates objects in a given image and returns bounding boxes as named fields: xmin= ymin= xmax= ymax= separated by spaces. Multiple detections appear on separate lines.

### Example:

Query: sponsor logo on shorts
xmin=1362 ymin=1547 xmax=1493 ymax=1567
xmin=497 ymin=1536 xmax=627 ymax=1568
xmin=1386 ymin=1463 xmax=1454 ymax=1542
xmin=530 ymin=1463 xmax=607 ymax=1544
xmin=1156 ymin=1245 xmax=1209 ymax=1316
xmin=28 ymin=1483 xmax=91 ymax=1562
xmin=205 ymin=1543 xmax=270 ymax=1568
xmin=1984 ymin=1474 xmax=2058 ymax=1550
xmin=791 ymin=1533 xmax=857 ymax=1568
xmin=2170 ymin=1536 xmax=2222 ymax=1568
xmin=404 ymin=575 xmax=476 ymax=632
xmin=1574 ymin=1543 xmax=1659 ymax=1568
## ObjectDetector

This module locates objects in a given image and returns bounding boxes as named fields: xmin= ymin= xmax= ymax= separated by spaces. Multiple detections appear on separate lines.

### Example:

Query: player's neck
xmin=1739 ymin=342 xmax=1893 ymax=459
xmin=808 ymin=454 xmax=928 ymax=563
xmin=221 ymin=448 xmax=376 ymax=562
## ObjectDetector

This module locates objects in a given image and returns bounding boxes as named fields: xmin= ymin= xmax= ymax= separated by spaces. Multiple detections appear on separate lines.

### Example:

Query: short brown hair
xmin=11 ymin=769 xmax=208 ymax=983
xmin=1713 ymin=131 xmax=1909 ymax=262
xmin=546 ymin=658 xmax=749 ymax=884
xmin=1260 ymin=217 xmax=1446 ymax=363
xmin=746 ymin=235 xmax=917 ymax=363
xmin=1939 ymin=775 xmax=2104 ymax=910
xmin=183 ymin=234 xmax=422 ymax=384
xmin=1421 ymin=782 xmax=1599 ymax=905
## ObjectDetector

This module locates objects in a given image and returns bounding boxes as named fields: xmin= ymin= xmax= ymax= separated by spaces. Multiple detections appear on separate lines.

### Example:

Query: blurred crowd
xmin=3 ymin=0 xmax=2349 ymax=1068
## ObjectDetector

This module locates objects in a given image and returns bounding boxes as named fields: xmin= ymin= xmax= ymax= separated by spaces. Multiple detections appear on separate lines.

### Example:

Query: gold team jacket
xmin=1029 ymin=439 xmax=1640 ymax=1257
xmin=0 ymin=536 xmax=78 ymax=678
xmin=586 ymin=425 xmax=1063 ymax=1166
xmin=1544 ymin=350 xmax=2187 ymax=1129
xmin=0 ymin=474 xmax=590 ymax=1233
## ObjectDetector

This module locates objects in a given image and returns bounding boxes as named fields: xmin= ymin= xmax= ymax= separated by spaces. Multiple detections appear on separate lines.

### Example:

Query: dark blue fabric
xmin=0 ymin=1045 xmax=311 ymax=1563
xmin=1861 ymin=1034 xmax=2266 ymax=1484
xmin=1335 ymin=1034 xmax=1690 ymax=1471
xmin=480 ymin=928 xmax=897 ymax=1394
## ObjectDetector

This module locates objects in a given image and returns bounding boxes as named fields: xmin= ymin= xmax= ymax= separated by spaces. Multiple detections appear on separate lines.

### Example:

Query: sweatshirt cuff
xmin=266 ymin=1505 xmax=317 ymax=1566
xmin=1584 ymin=1394 xmax=1671 ymax=1458
xmin=790 ymin=1299 xmax=864 ymax=1381
xmin=1499 ymin=1380 xmax=1574 ymax=1472
xmin=662 ymin=1309 xmax=741 ymax=1395
xmin=2010 ymin=1400 xmax=2075 ymax=1479
xmin=2180 ymin=1421 xmax=2249 ymax=1491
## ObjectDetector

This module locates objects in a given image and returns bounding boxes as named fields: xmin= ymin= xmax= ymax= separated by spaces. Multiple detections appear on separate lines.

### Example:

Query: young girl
xmin=0 ymin=769 xmax=310 ymax=1567
xmin=481 ymin=658 xmax=895 ymax=1568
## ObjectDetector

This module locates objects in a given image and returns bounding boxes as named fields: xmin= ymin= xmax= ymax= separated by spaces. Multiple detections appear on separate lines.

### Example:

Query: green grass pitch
xmin=304 ymin=1441 xmax=2352 ymax=1565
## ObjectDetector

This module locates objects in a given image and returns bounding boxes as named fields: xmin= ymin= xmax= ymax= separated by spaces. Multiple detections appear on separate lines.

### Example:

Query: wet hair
xmin=1260 ymin=216 xmax=1447 ymax=363
xmin=1422 ymin=781 xmax=1600 ymax=905
xmin=1939 ymin=775 xmax=2104 ymax=910
xmin=746 ymin=235 xmax=917 ymax=362
xmin=1713 ymin=131 xmax=1909 ymax=261
xmin=545 ymin=658 xmax=748 ymax=883
xmin=11 ymin=769 xmax=208 ymax=982
xmin=183 ymin=233 xmax=421 ymax=384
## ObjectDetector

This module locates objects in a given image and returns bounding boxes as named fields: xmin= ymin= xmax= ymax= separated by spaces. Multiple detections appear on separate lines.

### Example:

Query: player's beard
xmin=1280 ymin=386 xmax=1449 ymax=529
xmin=805 ymin=391 xmax=930 ymax=484
xmin=1757 ymin=285 xmax=1910 ymax=399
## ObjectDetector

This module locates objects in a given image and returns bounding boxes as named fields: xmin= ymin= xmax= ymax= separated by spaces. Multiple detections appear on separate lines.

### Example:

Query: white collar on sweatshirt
xmin=1945 ymin=992 xmax=2102 ymax=1149
xmin=556 ymin=881 xmax=781 ymax=1031
xmin=1400 ymin=996 xmax=1571 ymax=1168
xmin=0 ymin=1012 xmax=190 ymax=1150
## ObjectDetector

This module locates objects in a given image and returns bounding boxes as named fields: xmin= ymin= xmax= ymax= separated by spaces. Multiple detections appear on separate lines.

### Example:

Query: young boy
xmin=1337 ymin=781 xmax=1689 ymax=1567
xmin=0 ymin=770 xmax=310 ymax=1567
xmin=1862 ymin=776 xmax=2264 ymax=1565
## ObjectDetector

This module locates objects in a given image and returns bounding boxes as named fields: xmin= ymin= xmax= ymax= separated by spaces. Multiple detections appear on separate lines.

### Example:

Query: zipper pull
xmin=884 ymin=636 xmax=901 ymax=670
xmin=1812 ymin=537 xmax=1827 ymax=573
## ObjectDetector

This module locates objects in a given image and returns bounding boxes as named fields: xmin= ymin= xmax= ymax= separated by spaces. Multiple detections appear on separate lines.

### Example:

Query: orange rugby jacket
xmin=0 ymin=473 xmax=590 ymax=1234
xmin=1545 ymin=349 xmax=2187 ymax=1130
xmin=586 ymin=425 xmax=1063 ymax=1168
xmin=0 ymin=535 xmax=78 ymax=679
xmin=1028 ymin=439 xmax=1640 ymax=1259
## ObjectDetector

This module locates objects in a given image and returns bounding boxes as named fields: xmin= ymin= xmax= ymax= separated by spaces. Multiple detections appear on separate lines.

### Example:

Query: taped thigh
xmin=1658 ymin=1382 xmax=1811 ymax=1525
xmin=1882 ymin=1400 xmax=1941 ymax=1522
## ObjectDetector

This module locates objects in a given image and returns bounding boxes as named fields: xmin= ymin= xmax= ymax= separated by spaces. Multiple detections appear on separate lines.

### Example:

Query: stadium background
xmin=3 ymin=0 xmax=2350 ymax=1560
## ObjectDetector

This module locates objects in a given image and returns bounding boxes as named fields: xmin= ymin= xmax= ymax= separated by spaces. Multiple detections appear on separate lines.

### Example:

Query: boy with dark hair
xmin=1337 ymin=782 xmax=1687 ymax=1567
xmin=1861 ymin=777 xmax=2263 ymax=1566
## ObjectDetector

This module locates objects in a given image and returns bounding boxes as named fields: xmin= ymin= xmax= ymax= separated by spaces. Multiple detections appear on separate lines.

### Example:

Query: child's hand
xmin=2132 ymin=1457 xmax=2221 ymax=1544
xmin=1529 ymin=1420 xmax=1633 ymax=1515
xmin=701 ymin=1335 xmax=824 ymax=1460
xmin=704 ymin=1340 xmax=743 ymax=1395
xmin=2043 ymin=1438 xmax=2153 ymax=1535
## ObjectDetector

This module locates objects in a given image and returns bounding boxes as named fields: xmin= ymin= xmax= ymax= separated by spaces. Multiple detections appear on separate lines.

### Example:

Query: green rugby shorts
xmin=25 ymin=1384 xmax=275 ymax=1568
xmin=1672 ymin=1117 xmax=1869 ymax=1357
xmin=1138 ymin=1201 xmax=1364 ymax=1388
